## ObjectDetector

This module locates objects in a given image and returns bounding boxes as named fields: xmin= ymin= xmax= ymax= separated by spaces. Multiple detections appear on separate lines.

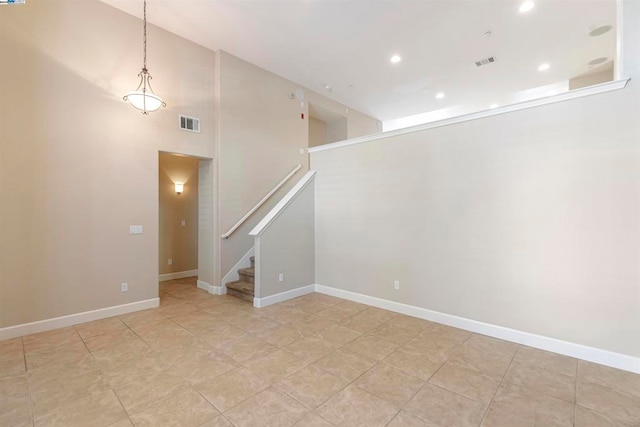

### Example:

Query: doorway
xmin=158 ymin=152 xmax=205 ymax=292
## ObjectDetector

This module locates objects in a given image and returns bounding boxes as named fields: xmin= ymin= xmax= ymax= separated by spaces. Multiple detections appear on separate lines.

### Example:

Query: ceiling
xmin=100 ymin=0 xmax=616 ymax=123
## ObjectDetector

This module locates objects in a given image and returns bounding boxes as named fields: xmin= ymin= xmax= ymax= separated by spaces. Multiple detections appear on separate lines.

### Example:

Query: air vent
xmin=179 ymin=115 xmax=200 ymax=133
xmin=475 ymin=56 xmax=495 ymax=67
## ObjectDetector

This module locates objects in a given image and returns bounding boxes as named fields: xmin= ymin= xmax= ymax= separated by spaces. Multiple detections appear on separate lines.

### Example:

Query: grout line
xmin=478 ymin=343 xmax=520 ymax=426
xmin=191 ymin=386 xmax=231 ymax=424
xmin=389 ymin=330 xmax=475 ymax=425
xmin=573 ymin=359 xmax=579 ymax=426
xmin=111 ymin=388 xmax=133 ymax=420
xmin=20 ymin=335 xmax=27 ymax=372
xmin=424 ymin=329 xmax=474 ymax=383
xmin=21 ymin=336 xmax=35 ymax=427
xmin=75 ymin=325 xmax=93 ymax=355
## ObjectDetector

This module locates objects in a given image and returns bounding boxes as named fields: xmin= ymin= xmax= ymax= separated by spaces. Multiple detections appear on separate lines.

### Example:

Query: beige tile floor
xmin=1 ymin=276 xmax=639 ymax=427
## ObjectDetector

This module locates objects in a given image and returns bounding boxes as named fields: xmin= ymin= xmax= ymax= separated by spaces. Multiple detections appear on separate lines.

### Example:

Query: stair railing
xmin=221 ymin=164 xmax=302 ymax=239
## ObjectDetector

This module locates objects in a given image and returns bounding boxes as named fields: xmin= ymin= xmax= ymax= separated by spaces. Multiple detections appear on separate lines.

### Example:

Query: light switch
xmin=129 ymin=225 xmax=143 ymax=235
xmin=181 ymin=220 xmax=186 ymax=227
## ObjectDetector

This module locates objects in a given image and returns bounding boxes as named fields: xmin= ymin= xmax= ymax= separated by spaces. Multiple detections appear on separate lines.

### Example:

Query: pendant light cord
xmin=123 ymin=0 xmax=165 ymax=112
xmin=143 ymin=0 xmax=147 ymax=71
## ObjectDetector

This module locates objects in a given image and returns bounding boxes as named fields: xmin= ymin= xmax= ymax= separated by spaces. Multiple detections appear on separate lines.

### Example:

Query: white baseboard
xmin=198 ymin=280 xmax=226 ymax=296
xmin=0 ymin=298 xmax=159 ymax=342
xmin=222 ymin=247 xmax=254 ymax=287
xmin=253 ymin=285 xmax=315 ymax=308
xmin=314 ymin=284 xmax=640 ymax=374
xmin=197 ymin=280 xmax=212 ymax=293
xmin=159 ymin=269 xmax=198 ymax=282
xmin=211 ymin=286 xmax=226 ymax=295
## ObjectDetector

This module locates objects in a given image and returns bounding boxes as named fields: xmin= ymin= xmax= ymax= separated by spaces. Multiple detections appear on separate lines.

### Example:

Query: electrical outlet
xmin=121 ymin=282 xmax=128 ymax=292
xmin=168 ymin=258 xmax=173 ymax=265
xmin=181 ymin=220 xmax=186 ymax=227
xmin=394 ymin=280 xmax=400 ymax=290
xmin=278 ymin=273 xmax=284 ymax=282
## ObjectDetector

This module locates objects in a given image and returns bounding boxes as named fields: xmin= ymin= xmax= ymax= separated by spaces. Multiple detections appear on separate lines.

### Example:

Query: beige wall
xmin=304 ymin=93 xmax=380 ymax=141
xmin=309 ymin=117 xmax=327 ymax=148
xmin=326 ymin=118 xmax=348 ymax=144
xmin=313 ymin=85 xmax=640 ymax=357
xmin=198 ymin=159 xmax=215 ymax=288
xmin=312 ymin=3 xmax=640 ymax=358
xmin=346 ymin=110 xmax=381 ymax=139
xmin=159 ymin=153 xmax=199 ymax=275
xmin=217 ymin=51 xmax=378 ymax=283
xmin=0 ymin=0 xmax=216 ymax=328
xmin=256 ymin=176 xmax=315 ymax=298
xmin=569 ymin=64 xmax=614 ymax=90
xmin=217 ymin=51 xmax=308 ymax=282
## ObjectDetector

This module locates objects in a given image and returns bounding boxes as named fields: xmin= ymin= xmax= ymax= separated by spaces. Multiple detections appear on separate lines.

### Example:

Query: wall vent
xmin=179 ymin=115 xmax=200 ymax=133
xmin=475 ymin=56 xmax=495 ymax=67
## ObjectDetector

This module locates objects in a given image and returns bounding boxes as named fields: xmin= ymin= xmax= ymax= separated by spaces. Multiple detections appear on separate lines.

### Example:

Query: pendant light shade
xmin=124 ymin=69 xmax=165 ymax=113
xmin=124 ymin=0 xmax=166 ymax=114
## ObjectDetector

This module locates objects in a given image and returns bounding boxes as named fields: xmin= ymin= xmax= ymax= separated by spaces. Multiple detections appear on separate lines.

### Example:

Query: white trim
xmin=249 ymin=171 xmax=317 ymax=237
xmin=197 ymin=279 xmax=213 ymax=293
xmin=198 ymin=279 xmax=226 ymax=295
xmin=221 ymin=164 xmax=302 ymax=239
xmin=308 ymin=79 xmax=630 ymax=154
xmin=615 ymin=0 xmax=624 ymax=80
xmin=0 ymin=298 xmax=159 ymax=341
xmin=254 ymin=237 xmax=261 ymax=299
xmin=221 ymin=246 xmax=255 ymax=287
xmin=210 ymin=286 xmax=226 ymax=296
xmin=314 ymin=285 xmax=640 ymax=374
xmin=253 ymin=285 xmax=315 ymax=308
xmin=159 ymin=269 xmax=198 ymax=282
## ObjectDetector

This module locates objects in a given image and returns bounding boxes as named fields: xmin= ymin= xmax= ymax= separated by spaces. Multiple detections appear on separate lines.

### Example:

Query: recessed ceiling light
xmin=390 ymin=55 xmax=402 ymax=64
xmin=588 ymin=57 xmax=608 ymax=66
xmin=435 ymin=92 xmax=445 ymax=99
xmin=538 ymin=63 xmax=550 ymax=71
xmin=589 ymin=25 xmax=613 ymax=37
xmin=519 ymin=1 xmax=535 ymax=13
xmin=490 ymin=103 xmax=499 ymax=109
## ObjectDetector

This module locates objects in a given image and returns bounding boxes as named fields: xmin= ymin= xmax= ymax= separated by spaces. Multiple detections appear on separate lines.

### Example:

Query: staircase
xmin=226 ymin=256 xmax=255 ymax=302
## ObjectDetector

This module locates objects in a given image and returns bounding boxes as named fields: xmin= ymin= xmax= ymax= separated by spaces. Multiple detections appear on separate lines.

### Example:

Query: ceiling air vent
xmin=179 ymin=115 xmax=200 ymax=133
xmin=475 ymin=56 xmax=495 ymax=67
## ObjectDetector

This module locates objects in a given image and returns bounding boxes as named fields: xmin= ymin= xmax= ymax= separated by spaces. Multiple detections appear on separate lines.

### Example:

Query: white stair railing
xmin=221 ymin=164 xmax=302 ymax=239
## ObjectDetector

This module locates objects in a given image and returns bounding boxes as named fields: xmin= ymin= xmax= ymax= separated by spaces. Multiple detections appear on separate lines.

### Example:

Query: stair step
xmin=238 ymin=267 xmax=254 ymax=284
xmin=226 ymin=280 xmax=254 ymax=303
xmin=238 ymin=267 xmax=254 ymax=277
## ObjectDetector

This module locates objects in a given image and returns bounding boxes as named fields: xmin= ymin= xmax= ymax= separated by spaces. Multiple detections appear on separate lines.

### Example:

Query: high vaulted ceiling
xmin=101 ymin=0 xmax=616 ymax=122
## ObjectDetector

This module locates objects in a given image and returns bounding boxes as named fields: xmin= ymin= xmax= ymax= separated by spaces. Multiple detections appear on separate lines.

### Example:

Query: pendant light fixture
xmin=123 ymin=0 xmax=166 ymax=114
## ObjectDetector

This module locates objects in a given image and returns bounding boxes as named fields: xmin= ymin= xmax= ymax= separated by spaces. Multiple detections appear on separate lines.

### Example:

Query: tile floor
xmin=1 ymin=277 xmax=639 ymax=426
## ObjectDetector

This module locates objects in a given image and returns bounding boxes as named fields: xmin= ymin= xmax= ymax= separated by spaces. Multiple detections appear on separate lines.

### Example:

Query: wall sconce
xmin=175 ymin=183 xmax=184 ymax=194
